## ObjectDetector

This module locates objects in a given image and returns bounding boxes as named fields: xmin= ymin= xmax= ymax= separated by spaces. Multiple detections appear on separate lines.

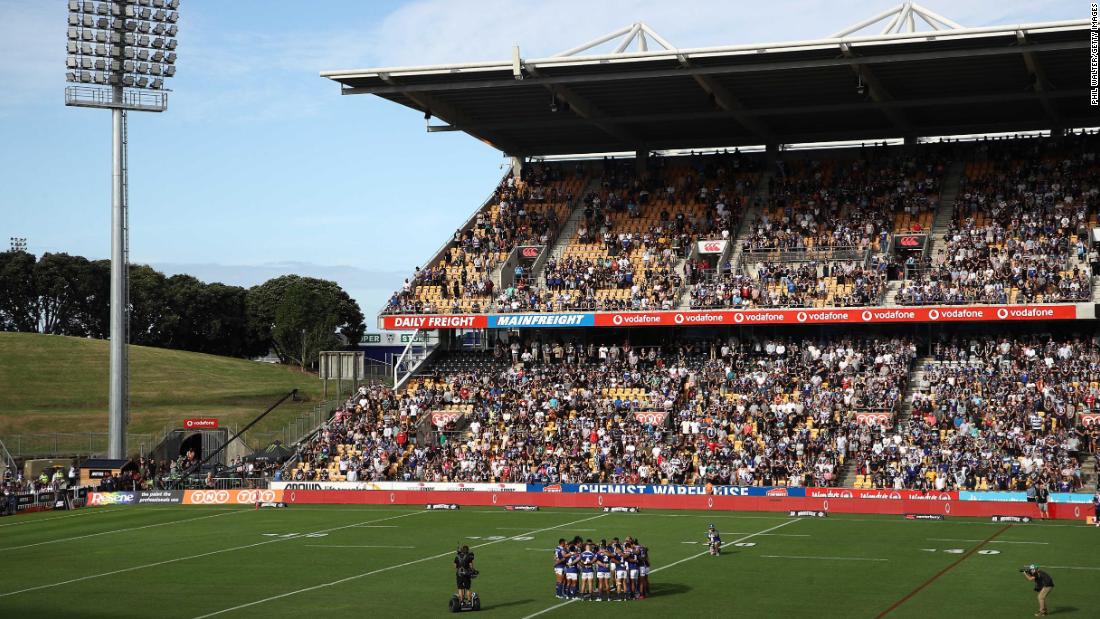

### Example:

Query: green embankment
xmin=0 ymin=332 xmax=322 ymax=447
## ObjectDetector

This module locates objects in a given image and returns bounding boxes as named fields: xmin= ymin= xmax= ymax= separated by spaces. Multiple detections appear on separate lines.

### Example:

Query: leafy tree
xmin=0 ymin=250 xmax=38 ymax=332
xmin=248 ymin=275 xmax=365 ymax=369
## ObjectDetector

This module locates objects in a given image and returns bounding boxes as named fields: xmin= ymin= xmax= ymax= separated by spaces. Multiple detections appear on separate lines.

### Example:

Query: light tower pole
xmin=65 ymin=0 xmax=181 ymax=459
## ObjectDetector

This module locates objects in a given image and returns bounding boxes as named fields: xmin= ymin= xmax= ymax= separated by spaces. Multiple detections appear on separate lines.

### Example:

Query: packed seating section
xmin=383 ymin=135 xmax=1100 ymax=315
xmin=291 ymin=331 xmax=1100 ymax=494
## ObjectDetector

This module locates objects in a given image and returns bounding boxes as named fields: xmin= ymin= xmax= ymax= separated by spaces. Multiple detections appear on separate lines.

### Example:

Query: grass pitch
xmin=1 ymin=505 xmax=1097 ymax=618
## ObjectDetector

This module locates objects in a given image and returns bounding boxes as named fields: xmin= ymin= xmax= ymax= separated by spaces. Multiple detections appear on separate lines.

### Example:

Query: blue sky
xmin=0 ymin=0 xmax=1081 ymax=318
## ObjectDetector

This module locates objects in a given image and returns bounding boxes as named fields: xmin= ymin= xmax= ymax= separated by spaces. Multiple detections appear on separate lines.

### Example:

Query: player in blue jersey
xmin=707 ymin=523 xmax=722 ymax=556
xmin=579 ymin=543 xmax=596 ymax=600
xmin=564 ymin=543 xmax=581 ymax=598
xmin=636 ymin=539 xmax=650 ymax=599
xmin=595 ymin=542 xmax=612 ymax=601
xmin=624 ymin=541 xmax=641 ymax=599
xmin=553 ymin=538 xmax=568 ymax=598
xmin=611 ymin=540 xmax=628 ymax=601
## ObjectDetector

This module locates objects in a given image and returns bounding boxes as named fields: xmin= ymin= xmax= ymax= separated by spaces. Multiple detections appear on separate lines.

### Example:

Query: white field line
xmin=0 ymin=510 xmax=426 ymax=598
xmin=762 ymin=555 xmax=888 ymax=561
xmin=304 ymin=545 xmax=415 ymax=549
xmin=497 ymin=527 xmax=596 ymax=531
xmin=190 ymin=513 xmax=610 ymax=619
xmin=0 ymin=506 xmax=129 ymax=528
xmin=1042 ymin=565 xmax=1100 ymax=570
xmin=927 ymin=538 xmax=1048 ymax=545
xmin=520 ymin=518 xmax=802 ymax=619
xmin=0 ymin=509 xmax=244 ymax=551
xmin=351 ymin=525 xmax=399 ymax=528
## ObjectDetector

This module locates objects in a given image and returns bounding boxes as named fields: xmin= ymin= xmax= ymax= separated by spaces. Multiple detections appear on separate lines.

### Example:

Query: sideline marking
xmin=190 ymin=513 xmax=611 ymax=618
xmin=927 ymin=538 xmax=1047 ymax=545
xmin=305 ymin=545 xmax=415 ymax=549
xmin=762 ymin=555 xmax=888 ymax=562
xmin=0 ymin=510 xmax=426 ymax=598
xmin=873 ymin=524 xmax=1012 ymax=618
xmin=0 ymin=510 xmax=242 ymax=551
xmin=1043 ymin=565 xmax=1100 ymax=571
xmin=520 ymin=518 xmax=802 ymax=618
xmin=0 ymin=507 xmax=127 ymax=528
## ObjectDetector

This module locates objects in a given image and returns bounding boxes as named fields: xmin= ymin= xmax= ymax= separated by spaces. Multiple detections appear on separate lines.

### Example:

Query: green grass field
xmin=0 ymin=332 xmax=323 ymax=444
xmin=1 ymin=505 xmax=1097 ymax=618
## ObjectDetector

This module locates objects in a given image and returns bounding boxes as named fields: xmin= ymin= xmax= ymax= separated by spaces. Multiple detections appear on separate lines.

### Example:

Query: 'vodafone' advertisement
xmin=379 ymin=304 xmax=1079 ymax=330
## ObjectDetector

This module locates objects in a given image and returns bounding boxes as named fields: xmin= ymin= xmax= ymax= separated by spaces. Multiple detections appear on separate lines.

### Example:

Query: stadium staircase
xmin=726 ymin=168 xmax=772 ymax=277
xmin=896 ymin=354 xmax=933 ymax=425
xmin=1084 ymin=455 xmax=1098 ymax=491
xmin=542 ymin=176 xmax=602 ymax=266
xmin=925 ymin=160 xmax=965 ymax=258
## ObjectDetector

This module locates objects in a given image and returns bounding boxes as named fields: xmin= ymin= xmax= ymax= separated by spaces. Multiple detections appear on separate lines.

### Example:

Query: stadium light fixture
xmin=64 ymin=0 xmax=182 ymax=460
xmin=9 ymin=237 xmax=28 ymax=253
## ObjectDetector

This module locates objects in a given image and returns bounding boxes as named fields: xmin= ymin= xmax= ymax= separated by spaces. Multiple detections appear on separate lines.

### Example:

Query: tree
xmin=0 ymin=251 xmax=38 ymax=332
xmin=128 ymin=264 xmax=170 ymax=347
xmin=34 ymin=253 xmax=107 ymax=336
xmin=248 ymin=275 xmax=365 ymax=369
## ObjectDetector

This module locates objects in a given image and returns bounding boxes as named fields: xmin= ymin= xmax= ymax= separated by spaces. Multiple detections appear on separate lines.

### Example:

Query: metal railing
xmin=2 ymin=433 xmax=157 ymax=459
xmin=740 ymin=245 xmax=870 ymax=265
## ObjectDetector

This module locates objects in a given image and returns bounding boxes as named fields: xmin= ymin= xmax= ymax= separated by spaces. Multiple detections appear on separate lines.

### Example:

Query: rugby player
xmin=564 ymin=540 xmax=581 ymax=597
xmin=579 ymin=543 xmax=596 ymax=599
xmin=707 ymin=524 xmax=722 ymax=556
xmin=636 ymin=538 xmax=650 ymax=598
xmin=595 ymin=541 xmax=612 ymax=601
xmin=554 ymin=538 xmax=568 ymax=598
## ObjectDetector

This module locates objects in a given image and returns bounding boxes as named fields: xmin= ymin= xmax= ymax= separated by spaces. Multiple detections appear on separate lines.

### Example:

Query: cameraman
xmin=454 ymin=545 xmax=477 ymax=605
xmin=1022 ymin=565 xmax=1054 ymax=616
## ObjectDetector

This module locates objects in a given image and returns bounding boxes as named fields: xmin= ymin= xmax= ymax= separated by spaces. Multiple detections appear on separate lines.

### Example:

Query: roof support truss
xmin=525 ymin=66 xmax=644 ymax=149
xmin=840 ymin=43 xmax=911 ymax=134
xmin=1016 ymin=30 xmax=1060 ymax=125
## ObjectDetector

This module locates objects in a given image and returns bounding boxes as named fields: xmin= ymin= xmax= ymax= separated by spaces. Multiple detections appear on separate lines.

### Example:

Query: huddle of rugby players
xmin=553 ymin=536 xmax=650 ymax=601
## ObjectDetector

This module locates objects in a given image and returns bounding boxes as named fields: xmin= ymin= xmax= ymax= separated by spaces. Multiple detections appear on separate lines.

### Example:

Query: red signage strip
xmin=280 ymin=489 xmax=1083 ymax=520
xmin=184 ymin=418 xmax=218 ymax=430
xmin=380 ymin=305 xmax=1078 ymax=330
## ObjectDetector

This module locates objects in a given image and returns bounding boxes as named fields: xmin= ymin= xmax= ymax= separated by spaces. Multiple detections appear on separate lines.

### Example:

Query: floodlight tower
xmin=64 ymin=0 xmax=180 ymax=459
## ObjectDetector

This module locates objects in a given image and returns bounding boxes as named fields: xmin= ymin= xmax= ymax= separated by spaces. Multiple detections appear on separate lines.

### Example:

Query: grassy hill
xmin=0 ymin=332 xmax=324 ymax=453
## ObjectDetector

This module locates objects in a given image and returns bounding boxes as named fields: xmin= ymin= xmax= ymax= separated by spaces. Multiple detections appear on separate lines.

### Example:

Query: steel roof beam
xmin=525 ymin=67 xmax=644 ymax=149
xmin=340 ymin=40 xmax=1087 ymax=96
xmin=840 ymin=42 xmax=911 ymax=133
xmin=1016 ymin=30 xmax=1060 ymax=124
xmin=448 ymin=89 xmax=1087 ymax=132
xmin=373 ymin=73 xmax=520 ymax=154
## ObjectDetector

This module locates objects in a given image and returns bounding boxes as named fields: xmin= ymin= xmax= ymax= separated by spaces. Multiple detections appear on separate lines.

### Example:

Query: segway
xmin=448 ymin=591 xmax=481 ymax=612
xmin=449 ymin=569 xmax=481 ymax=612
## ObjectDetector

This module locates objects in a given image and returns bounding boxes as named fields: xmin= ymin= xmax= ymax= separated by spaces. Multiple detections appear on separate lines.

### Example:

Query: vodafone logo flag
xmin=184 ymin=418 xmax=218 ymax=430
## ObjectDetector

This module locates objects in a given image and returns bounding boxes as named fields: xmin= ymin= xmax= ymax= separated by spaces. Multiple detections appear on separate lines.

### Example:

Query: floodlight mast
xmin=64 ymin=0 xmax=180 ymax=459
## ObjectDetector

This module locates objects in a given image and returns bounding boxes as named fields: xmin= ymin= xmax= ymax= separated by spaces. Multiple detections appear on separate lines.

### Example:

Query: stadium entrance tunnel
xmin=149 ymin=428 xmax=229 ymax=468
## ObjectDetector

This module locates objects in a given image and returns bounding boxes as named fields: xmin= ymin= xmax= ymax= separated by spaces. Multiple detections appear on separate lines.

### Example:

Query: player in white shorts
xmin=579 ymin=543 xmax=596 ymax=599
xmin=553 ymin=539 xmax=567 ymax=598
xmin=595 ymin=543 xmax=612 ymax=601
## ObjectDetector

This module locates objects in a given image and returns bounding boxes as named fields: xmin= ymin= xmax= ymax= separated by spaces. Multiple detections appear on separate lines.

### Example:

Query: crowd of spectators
xmin=688 ymin=259 xmax=888 ymax=308
xmin=288 ymin=335 xmax=918 ymax=489
xmin=899 ymin=135 xmax=1098 ymax=305
xmin=384 ymin=162 xmax=579 ymax=315
xmin=743 ymin=152 xmax=944 ymax=254
xmin=853 ymin=335 xmax=1100 ymax=491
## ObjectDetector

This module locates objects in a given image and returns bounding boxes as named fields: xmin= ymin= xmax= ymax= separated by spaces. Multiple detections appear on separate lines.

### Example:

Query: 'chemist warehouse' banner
xmin=379 ymin=304 xmax=1080 ymax=330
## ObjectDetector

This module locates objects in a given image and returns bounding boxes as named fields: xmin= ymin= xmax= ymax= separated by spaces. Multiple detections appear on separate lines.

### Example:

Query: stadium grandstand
xmin=10 ymin=5 xmax=1100 ymax=618
xmin=294 ymin=8 xmax=1100 ymax=499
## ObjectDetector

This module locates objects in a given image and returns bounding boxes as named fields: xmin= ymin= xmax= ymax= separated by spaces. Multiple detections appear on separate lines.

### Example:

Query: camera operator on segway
xmin=451 ymin=545 xmax=481 ymax=612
